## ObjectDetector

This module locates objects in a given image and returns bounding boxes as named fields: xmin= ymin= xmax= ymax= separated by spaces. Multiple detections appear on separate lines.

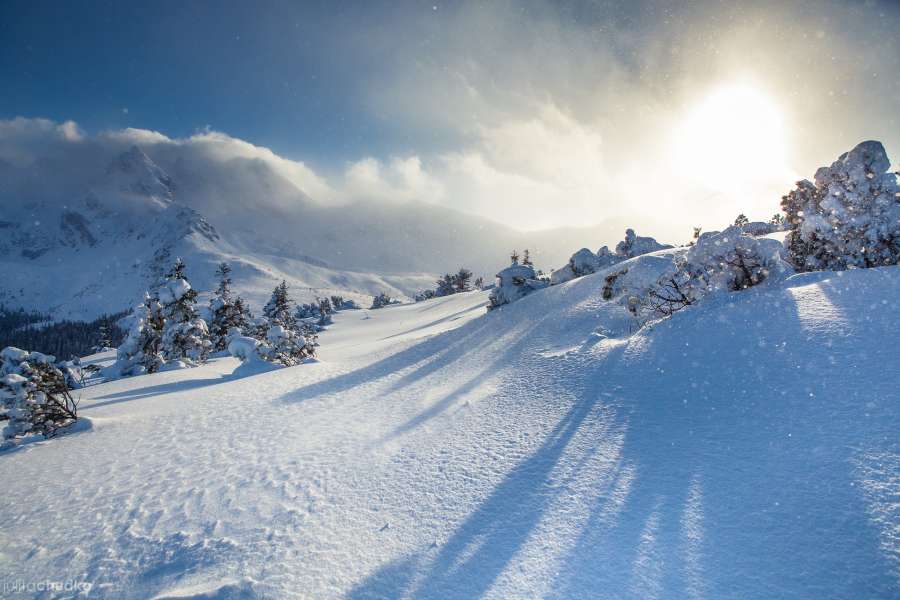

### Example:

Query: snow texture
xmin=1 ymin=263 xmax=897 ymax=598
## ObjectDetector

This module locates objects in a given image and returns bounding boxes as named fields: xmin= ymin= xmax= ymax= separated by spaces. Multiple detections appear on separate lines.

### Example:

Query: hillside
xmin=0 ymin=261 xmax=896 ymax=598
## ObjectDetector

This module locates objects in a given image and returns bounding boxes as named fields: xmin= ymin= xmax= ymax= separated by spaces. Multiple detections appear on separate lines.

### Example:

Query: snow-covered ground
xmin=1 ymin=267 xmax=898 ymax=598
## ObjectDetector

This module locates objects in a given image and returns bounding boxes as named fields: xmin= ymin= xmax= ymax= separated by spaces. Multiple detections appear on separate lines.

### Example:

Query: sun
xmin=671 ymin=83 xmax=789 ymax=192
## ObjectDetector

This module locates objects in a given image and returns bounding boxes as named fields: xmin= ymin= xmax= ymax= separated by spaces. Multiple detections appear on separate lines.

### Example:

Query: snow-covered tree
xmin=92 ymin=323 xmax=113 ymax=353
xmin=435 ymin=274 xmax=456 ymax=297
xmin=208 ymin=263 xmax=251 ymax=352
xmin=228 ymin=325 xmax=316 ymax=371
xmin=550 ymin=248 xmax=603 ymax=285
xmin=522 ymin=249 xmax=533 ymax=267
xmin=159 ymin=259 xmax=211 ymax=365
xmin=769 ymin=213 xmax=786 ymax=229
xmin=454 ymin=268 xmax=474 ymax=293
xmin=474 ymin=276 xmax=484 ymax=290
xmin=642 ymin=226 xmax=784 ymax=319
xmin=782 ymin=140 xmax=900 ymax=271
xmin=488 ymin=261 xmax=548 ymax=310
xmin=1 ymin=346 xmax=77 ymax=446
xmin=615 ymin=228 xmax=673 ymax=258
xmin=370 ymin=292 xmax=398 ymax=309
xmin=263 ymin=281 xmax=297 ymax=329
xmin=108 ymin=294 xmax=165 ymax=377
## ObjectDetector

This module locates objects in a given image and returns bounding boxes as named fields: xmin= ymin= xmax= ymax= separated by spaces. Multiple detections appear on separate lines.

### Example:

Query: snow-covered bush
xmin=330 ymin=296 xmax=358 ymax=311
xmin=550 ymin=248 xmax=604 ymax=285
xmin=615 ymin=228 xmax=673 ymax=259
xmin=642 ymin=226 xmax=785 ymax=319
xmin=550 ymin=230 xmax=672 ymax=285
xmin=414 ymin=289 xmax=436 ymax=302
xmin=108 ymin=295 xmax=165 ymax=378
xmin=227 ymin=325 xmax=316 ymax=372
xmin=208 ymin=263 xmax=251 ymax=352
xmin=1 ymin=347 xmax=77 ymax=447
xmin=488 ymin=262 xmax=549 ymax=310
xmin=782 ymin=140 xmax=900 ymax=271
xmin=158 ymin=259 xmax=211 ymax=365
xmin=370 ymin=292 xmax=399 ymax=309
xmin=295 ymin=297 xmax=335 ymax=327
xmin=261 ymin=325 xmax=316 ymax=366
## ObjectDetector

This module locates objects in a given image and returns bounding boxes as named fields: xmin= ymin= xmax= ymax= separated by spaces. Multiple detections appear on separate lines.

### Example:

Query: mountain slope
xmin=0 ymin=146 xmax=440 ymax=319
xmin=0 ymin=263 xmax=897 ymax=598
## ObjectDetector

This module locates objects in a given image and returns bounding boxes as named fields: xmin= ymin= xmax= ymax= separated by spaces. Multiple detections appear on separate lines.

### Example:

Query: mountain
xmin=0 ymin=143 xmax=648 ymax=321
xmin=0 ymin=146 xmax=440 ymax=320
xmin=1 ymin=263 xmax=896 ymax=597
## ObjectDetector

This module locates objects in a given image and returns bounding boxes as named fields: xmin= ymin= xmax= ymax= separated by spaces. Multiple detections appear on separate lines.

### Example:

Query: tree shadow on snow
xmin=84 ymin=376 xmax=227 ymax=409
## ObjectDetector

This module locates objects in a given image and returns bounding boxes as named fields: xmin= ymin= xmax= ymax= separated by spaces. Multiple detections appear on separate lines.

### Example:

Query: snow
xmin=0 ymin=270 xmax=898 ymax=598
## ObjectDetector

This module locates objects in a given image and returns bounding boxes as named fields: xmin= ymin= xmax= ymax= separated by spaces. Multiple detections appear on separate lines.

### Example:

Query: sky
xmin=1 ymin=0 xmax=899 ymax=236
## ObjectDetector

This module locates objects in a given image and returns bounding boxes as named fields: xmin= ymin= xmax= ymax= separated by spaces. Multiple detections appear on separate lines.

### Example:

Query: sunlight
xmin=670 ymin=83 xmax=788 ymax=192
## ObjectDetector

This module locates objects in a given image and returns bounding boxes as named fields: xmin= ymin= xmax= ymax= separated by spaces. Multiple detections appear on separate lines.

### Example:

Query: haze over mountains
xmin=0 ymin=117 xmax=636 ymax=319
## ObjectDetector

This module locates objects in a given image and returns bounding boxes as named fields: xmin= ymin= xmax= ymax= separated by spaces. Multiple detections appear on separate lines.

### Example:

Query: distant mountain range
xmin=0 ymin=144 xmax=643 ymax=320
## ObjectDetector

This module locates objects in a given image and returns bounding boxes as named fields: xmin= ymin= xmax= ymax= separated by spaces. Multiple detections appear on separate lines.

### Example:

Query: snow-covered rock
xmin=488 ymin=263 xmax=548 ymax=309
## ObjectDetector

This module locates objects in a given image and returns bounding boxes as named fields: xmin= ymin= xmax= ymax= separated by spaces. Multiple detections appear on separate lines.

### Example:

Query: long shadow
xmin=280 ymin=315 xmax=495 ymax=405
xmin=551 ymin=281 xmax=899 ymax=598
xmin=350 ymin=337 xmax=631 ymax=599
xmin=381 ymin=305 xmax=486 ymax=341
xmin=83 ymin=377 xmax=226 ymax=410
xmin=351 ymin=392 xmax=609 ymax=599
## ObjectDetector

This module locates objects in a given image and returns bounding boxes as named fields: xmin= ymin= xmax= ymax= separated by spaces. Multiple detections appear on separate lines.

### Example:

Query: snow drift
xmin=0 ymin=257 xmax=897 ymax=598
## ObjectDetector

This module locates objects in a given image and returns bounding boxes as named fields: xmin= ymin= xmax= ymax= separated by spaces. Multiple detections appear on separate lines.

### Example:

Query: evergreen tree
xmin=93 ymin=323 xmax=113 ymax=353
xmin=208 ymin=262 xmax=251 ymax=352
xmin=435 ymin=274 xmax=456 ymax=297
xmin=370 ymin=292 xmax=396 ymax=309
xmin=734 ymin=214 xmax=750 ymax=228
xmin=159 ymin=258 xmax=211 ymax=365
xmin=454 ymin=268 xmax=473 ymax=293
xmin=109 ymin=294 xmax=165 ymax=377
xmin=263 ymin=281 xmax=296 ymax=329
xmin=510 ymin=250 xmax=520 ymax=265
xmin=474 ymin=276 xmax=484 ymax=290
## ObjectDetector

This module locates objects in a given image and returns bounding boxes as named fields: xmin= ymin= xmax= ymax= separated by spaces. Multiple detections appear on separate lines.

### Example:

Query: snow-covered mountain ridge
xmin=0 ymin=258 xmax=896 ymax=598
xmin=0 ymin=146 xmax=440 ymax=319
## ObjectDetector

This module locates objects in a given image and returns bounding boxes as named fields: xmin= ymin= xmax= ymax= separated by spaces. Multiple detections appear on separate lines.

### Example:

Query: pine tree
xmin=522 ymin=249 xmax=533 ymax=267
xmin=454 ymin=268 xmax=473 ymax=293
xmin=734 ymin=214 xmax=750 ymax=228
xmin=474 ymin=276 xmax=484 ymax=290
xmin=510 ymin=250 xmax=520 ymax=265
xmin=263 ymin=281 xmax=297 ymax=329
xmin=108 ymin=294 xmax=165 ymax=377
xmin=435 ymin=274 xmax=456 ymax=297
xmin=208 ymin=262 xmax=251 ymax=352
xmin=214 ymin=262 xmax=232 ymax=301
xmin=159 ymin=258 xmax=211 ymax=365
xmin=93 ymin=323 xmax=113 ymax=353
xmin=370 ymin=292 xmax=396 ymax=309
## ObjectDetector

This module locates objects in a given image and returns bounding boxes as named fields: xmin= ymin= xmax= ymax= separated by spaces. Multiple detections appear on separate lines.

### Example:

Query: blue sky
xmin=0 ymin=1 xmax=438 ymax=167
xmin=2 ymin=1 xmax=898 ymax=232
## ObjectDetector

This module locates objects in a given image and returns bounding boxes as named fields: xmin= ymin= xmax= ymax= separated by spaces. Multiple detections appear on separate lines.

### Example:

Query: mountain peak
xmin=106 ymin=145 xmax=174 ymax=201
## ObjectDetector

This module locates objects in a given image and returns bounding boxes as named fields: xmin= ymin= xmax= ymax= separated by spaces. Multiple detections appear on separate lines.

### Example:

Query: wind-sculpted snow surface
xmin=0 ymin=268 xmax=898 ymax=598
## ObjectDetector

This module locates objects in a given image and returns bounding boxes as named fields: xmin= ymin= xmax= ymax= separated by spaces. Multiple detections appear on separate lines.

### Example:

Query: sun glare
xmin=671 ymin=83 xmax=788 ymax=192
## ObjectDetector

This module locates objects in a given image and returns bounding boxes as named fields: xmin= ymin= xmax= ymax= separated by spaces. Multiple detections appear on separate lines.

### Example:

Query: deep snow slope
xmin=0 ymin=268 xmax=898 ymax=599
